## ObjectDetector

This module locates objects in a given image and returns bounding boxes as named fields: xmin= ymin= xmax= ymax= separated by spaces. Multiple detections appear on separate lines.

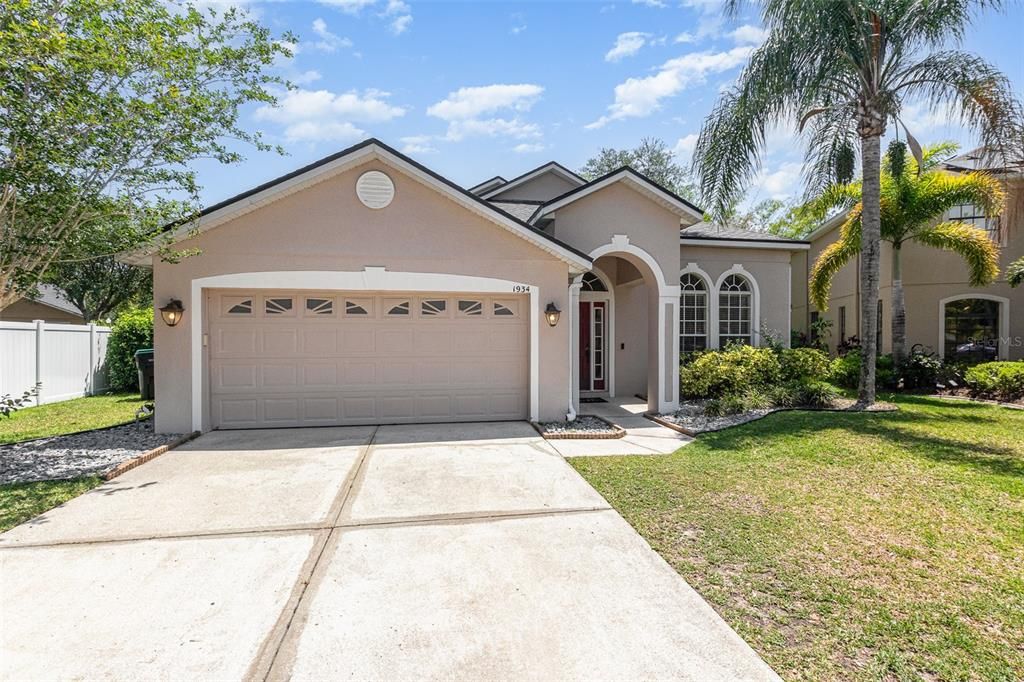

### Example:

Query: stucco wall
xmin=0 ymin=300 xmax=84 ymax=324
xmin=680 ymin=245 xmax=794 ymax=347
xmin=152 ymin=159 xmax=574 ymax=433
xmin=487 ymin=172 xmax=579 ymax=202
xmin=801 ymin=177 xmax=1024 ymax=358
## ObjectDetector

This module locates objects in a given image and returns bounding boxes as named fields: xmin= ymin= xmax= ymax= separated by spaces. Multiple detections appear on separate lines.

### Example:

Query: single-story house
xmin=0 ymin=285 xmax=85 ymax=324
xmin=126 ymin=139 xmax=808 ymax=434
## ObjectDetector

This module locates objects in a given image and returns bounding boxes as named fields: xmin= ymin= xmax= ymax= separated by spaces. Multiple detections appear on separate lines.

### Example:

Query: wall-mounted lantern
xmin=544 ymin=302 xmax=561 ymax=327
xmin=159 ymin=299 xmax=185 ymax=327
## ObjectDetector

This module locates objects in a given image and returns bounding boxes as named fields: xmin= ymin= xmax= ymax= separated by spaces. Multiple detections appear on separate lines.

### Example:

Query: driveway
xmin=1 ymin=423 xmax=777 ymax=681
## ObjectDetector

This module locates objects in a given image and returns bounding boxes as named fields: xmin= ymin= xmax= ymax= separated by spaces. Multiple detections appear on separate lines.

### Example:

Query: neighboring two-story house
xmin=792 ymin=149 xmax=1024 ymax=362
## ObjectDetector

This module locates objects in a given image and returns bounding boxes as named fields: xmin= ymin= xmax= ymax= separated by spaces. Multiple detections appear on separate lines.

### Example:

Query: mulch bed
xmin=652 ymin=398 xmax=899 ymax=436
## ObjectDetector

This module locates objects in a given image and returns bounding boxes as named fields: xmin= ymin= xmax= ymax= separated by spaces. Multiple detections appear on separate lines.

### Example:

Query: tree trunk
xmin=891 ymin=244 xmax=906 ymax=368
xmin=857 ymin=133 xmax=882 ymax=407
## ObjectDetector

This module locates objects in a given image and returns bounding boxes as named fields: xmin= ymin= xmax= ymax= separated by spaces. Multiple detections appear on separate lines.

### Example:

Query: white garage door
xmin=208 ymin=290 xmax=529 ymax=429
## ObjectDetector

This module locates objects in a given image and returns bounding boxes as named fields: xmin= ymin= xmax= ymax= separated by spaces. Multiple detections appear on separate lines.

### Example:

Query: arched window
xmin=943 ymin=298 xmax=1000 ymax=361
xmin=718 ymin=274 xmax=752 ymax=346
xmin=580 ymin=272 xmax=607 ymax=292
xmin=679 ymin=273 xmax=708 ymax=352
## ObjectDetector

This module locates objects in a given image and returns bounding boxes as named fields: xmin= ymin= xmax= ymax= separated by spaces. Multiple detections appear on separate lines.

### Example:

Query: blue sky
xmin=195 ymin=0 xmax=1024 ymax=209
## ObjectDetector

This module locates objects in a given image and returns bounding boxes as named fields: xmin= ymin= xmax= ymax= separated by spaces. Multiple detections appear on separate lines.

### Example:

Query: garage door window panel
xmin=385 ymin=300 xmax=411 ymax=317
xmin=420 ymin=299 xmax=448 ymax=317
xmin=458 ymin=299 xmax=483 ymax=317
xmin=344 ymin=299 xmax=372 ymax=316
xmin=224 ymin=296 xmax=253 ymax=315
xmin=305 ymin=297 xmax=335 ymax=316
xmin=265 ymin=297 xmax=295 ymax=316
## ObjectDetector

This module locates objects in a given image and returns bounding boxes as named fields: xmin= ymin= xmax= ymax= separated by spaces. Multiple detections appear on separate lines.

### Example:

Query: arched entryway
xmin=569 ymin=236 xmax=680 ymax=416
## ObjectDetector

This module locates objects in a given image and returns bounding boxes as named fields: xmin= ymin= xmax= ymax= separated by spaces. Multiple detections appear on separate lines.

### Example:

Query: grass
xmin=0 ymin=477 xmax=102 ymax=532
xmin=571 ymin=395 xmax=1024 ymax=681
xmin=0 ymin=392 xmax=145 ymax=445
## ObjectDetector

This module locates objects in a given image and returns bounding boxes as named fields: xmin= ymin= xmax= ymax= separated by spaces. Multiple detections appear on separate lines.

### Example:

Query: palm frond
xmin=809 ymin=216 xmax=861 ymax=311
xmin=911 ymin=221 xmax=1000 ymax=286
xmin=893 ymin=51 xmax=1024 ymax=159
xmin=904 ymin=171 xmax=1005 ymax=233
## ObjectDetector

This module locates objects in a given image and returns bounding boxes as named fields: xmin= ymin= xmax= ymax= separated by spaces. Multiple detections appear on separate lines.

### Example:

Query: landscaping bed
xmin=655 ymin=397 xmax=898 ymax=435
xmin=0 ymin=419 xmax=186 ymax=484
xmin=532 ymin=415 xmax=625 ymax=439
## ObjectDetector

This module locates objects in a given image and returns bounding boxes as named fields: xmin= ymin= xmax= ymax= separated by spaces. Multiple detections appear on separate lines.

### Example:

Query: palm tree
xmin=808 ymin=141 xmax=1003 ymax=366
xmin=1009 ymin=257 xmax=1024 ymax=287
xmin=694 ymin=0 xmax=1022 ymax=407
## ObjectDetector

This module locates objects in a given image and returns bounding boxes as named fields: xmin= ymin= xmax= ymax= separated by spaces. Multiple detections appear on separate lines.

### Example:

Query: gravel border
xmin=0 ymin=420 xmax=187 ymax=485
xmin=531 ymin=415 xmax=626 ymax=440
xmin=652 ymin=398 xmax=899 ymax=436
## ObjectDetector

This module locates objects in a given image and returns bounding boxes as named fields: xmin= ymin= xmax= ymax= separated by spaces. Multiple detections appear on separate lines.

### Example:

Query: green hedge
xmin=105 ymin=306 xmax=154 ymax=391
xmin=964 ymin=362 xmax=1024 ymax=401
xmin=680 ymin=345 xmax=836 ymax=415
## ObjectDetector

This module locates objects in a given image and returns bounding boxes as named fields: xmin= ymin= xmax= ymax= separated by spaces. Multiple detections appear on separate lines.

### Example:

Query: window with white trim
xmin=943 ymin=298 xmax=999 ymax=361
xmin=679 ymin=273 xmax=708 ymax=352
xmin=581 ymin=272 xmax=608 ymax=292
xmin=946 ymin=203 xmax=999 ymax=242
xmin=718 ymin=274 xmax=752 ymax=346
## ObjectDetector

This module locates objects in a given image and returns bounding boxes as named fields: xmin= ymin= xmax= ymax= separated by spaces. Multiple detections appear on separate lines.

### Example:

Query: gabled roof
xmin=943 ymin=146 xmax=1024 ymax=174
xmin=530 ymin=166 xmax=705 ymax=224
xmin=468 ymin=175 xmax=507 ymax=195
xmin=24 ymin=284 xmax=82 ymax=317
xmin=122 ymin=138 xmax=592 ymax=271
xmin=489 ymin=200 xmax=544 ymax=222
xmin=480 ymin=161 xmax=587 ymax=200
xmin=681 ymin=222 xmax=809 ymax=250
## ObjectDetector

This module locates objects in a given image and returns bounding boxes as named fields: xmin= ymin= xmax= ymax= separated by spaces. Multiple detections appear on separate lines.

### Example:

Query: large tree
xmin=0 ymin=0 xmax=293 ymax=310
xmin=809 ymin=141 xmax=1003 ymax=366
xmin=580 ymin=137 xmax=697 ymax=200
xmin=693 ymin=0 xmax=1022 ymax=407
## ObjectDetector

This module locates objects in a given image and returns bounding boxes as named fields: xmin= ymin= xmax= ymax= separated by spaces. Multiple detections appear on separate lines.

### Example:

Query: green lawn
xmin=0 ymin=392 xmax=145 ymax=445
xmin=0 ymin=477 xmax=103 ymax=532
xmin=571 ymin=396 xmax=1024 ymax=681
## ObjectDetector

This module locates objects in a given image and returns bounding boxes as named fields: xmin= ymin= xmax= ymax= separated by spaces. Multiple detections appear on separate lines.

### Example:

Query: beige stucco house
xmin=128 ymin=139 xmax=808 ymax=434
xmin=792 ymin=149 xmax=1024 ymax=361
xmin=0 ymin=285 xmax=85 ymax=324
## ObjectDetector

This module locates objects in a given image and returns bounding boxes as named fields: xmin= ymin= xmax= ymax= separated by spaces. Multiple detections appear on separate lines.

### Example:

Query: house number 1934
xmin=512 ymin=284 xmax=531 ymax=293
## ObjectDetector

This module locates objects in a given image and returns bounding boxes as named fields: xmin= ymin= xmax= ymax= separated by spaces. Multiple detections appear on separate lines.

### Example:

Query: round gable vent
xmin=356 ymin=170 xmax=395 ymax=209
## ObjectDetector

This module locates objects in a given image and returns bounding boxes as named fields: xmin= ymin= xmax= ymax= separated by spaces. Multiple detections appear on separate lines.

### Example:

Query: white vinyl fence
xmin=0 ymin=320 xmax=112 ymax=405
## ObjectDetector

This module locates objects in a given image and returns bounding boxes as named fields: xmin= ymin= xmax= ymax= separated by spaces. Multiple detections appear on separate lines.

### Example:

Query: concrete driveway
xmin=1 ymin=423 xmax=777 ymax=681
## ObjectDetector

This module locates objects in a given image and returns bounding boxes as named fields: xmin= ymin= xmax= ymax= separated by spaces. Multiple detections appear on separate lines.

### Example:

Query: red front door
xmin=579 ymin=301 xmax=591 ymax=391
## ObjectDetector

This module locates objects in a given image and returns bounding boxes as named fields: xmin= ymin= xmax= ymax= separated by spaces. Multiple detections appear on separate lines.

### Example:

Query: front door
xmin=578 ymin=301 xmax=607 ymax=392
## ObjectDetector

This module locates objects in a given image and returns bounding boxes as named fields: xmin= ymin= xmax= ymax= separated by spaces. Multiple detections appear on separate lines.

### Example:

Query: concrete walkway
xmin=1 ymin=423 xmax=775 ymax=681
xmin=546 ymin=396 xmax=693 ymax=456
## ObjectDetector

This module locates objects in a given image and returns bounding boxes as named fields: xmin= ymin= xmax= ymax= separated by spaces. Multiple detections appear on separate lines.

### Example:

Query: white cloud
xmin=587 ymin=46 xmax=753 ymax=128
xmin=753 ymin=161 xmax=802 ymax=199
xmin=382 ymin=0 xmax=412 ymax=34
xmin=514 ymin=143 xmax=546 ymax=153
xmin=291 ymin=70 xmax=323 ymax=85
xmin=318 ymin=0 xmax=376 ymax=14
xmin=672 ymin=133 xmax=699 ymax=161
xmin=605 ymin=32 xmax=650 ymax=62
xmin=255 ymin=88 xmax=405 ymax=142
xmin=632 ymin=0 xmax=666 ymax=7
xmin=428 ymin=84 xmax=543 ymax=121
xmin=400 ymin=135 xmax=438 ymax=154
xmin=730 ymin=24 xmax=768 ymax=46
xmin=389 ymin=14 xmax=412 ymax=34
xmin=427 ymin=84 xmax=545 ymax=143
xmin=510 ymin=23 xmax=527 ymax=35
xmin=311 ymin=18 xmax=353 ymax=52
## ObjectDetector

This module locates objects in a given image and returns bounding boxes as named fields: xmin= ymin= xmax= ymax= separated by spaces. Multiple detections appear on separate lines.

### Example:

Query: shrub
xmin=779 ymin=348 xmax=830 ymax=382
xmin=680 ymin=345 xmax=781 ymax=399
xmin=705 ymin=390 xmax=772 ymax=417
xmin=793 ymin=380 xmax=839 ymax=408
xmin=105 ymin=306 xmax=154 ymax=391
xmin=964 ymin=362 xmax=1024 ymax=400
xmin=900 ymin=352 xmax=943 ymax=390
xmin=829 ymin=350 xmax=899 ymax=390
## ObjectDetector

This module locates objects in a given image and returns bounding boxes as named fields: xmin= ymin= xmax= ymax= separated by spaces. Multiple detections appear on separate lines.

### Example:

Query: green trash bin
xmin=134 ymin=348 xmax=155 ymax=400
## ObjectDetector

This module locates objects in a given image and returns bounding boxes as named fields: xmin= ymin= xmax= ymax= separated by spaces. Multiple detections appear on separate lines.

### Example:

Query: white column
xmin=567 ymin=276 xmax=582 ymax=420
xmin=33 ymin=319 xmax=44 ymax=404
xmin=87 ymin=322 xmax=97 ymax=395
xmin=657 ymin=295 xmax=680 ymax=413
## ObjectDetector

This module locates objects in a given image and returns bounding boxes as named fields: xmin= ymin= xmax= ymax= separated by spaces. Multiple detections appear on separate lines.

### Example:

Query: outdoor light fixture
xmin=545 ymin=302 xmax=561 ymax=327
xmin=159 ymin=299 xmax=185 ymax=327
